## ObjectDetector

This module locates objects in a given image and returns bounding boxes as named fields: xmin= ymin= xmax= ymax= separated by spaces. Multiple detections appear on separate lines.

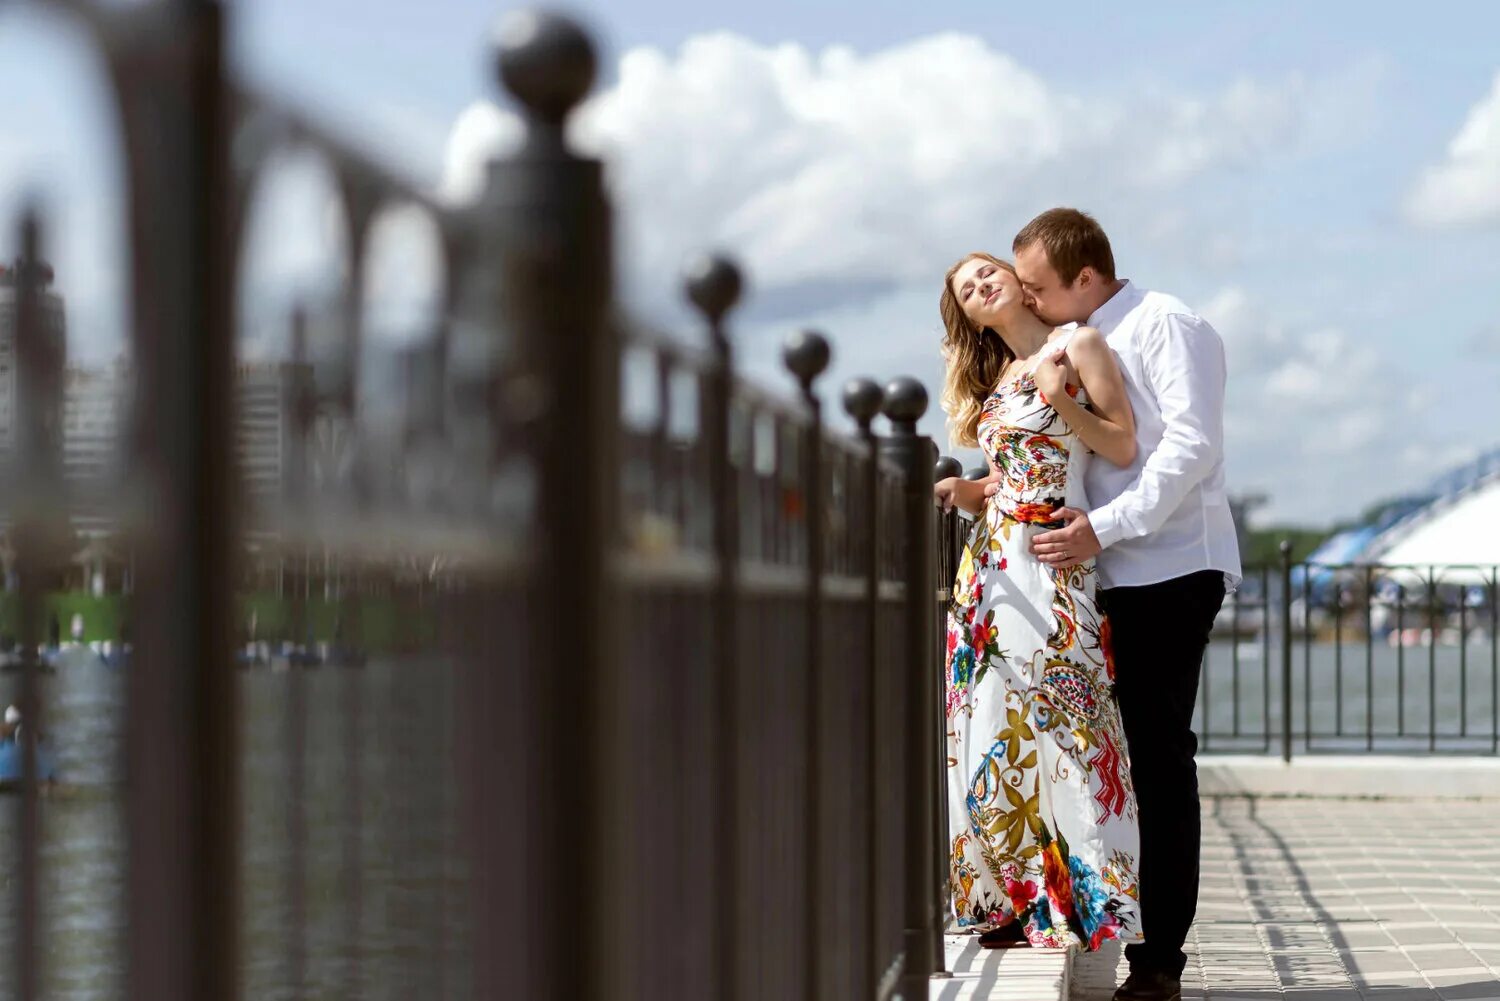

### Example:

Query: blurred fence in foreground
xmin=0 ymin=5 xmax=959 ymax=1000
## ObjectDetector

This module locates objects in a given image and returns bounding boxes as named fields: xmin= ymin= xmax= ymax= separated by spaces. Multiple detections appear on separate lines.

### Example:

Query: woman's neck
xmin=993 ymin=308 xmax=1054 ymax=366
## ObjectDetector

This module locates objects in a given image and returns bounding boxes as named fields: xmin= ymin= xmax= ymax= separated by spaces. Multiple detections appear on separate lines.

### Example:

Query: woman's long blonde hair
xmin=939 ymin=252 xmax=1016 ymax=448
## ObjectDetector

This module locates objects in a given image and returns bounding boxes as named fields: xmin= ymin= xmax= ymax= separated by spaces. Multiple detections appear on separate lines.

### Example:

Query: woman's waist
xmin=986 ymin=494 xmax=1071 ymax=529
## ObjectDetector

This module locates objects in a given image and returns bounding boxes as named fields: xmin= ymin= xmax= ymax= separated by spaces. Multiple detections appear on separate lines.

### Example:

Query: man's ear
xmin=1074 ymin=266 xmax=1095 ymax=290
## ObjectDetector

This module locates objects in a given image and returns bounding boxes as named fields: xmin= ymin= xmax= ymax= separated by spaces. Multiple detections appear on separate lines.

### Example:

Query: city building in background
xmin=0 ymin=259 xmax=67 ymax=460
xmin=2 ymin=264 xmax=325 ymax=594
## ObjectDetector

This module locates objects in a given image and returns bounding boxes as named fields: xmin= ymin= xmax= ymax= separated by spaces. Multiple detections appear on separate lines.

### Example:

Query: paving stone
xmin=1337 ymin=929 xmax=1401 ymax=950
xmin=1434 ymin=982 xmax=1500 ymax=999
xmin=1403 ymin=949 xmax=1489 ymax=970
xmin=1348 ymin=953 xmax=1423 ymax=975
xmin=1424 ymin=968 xmax=1498 ymax=981
xmin=937 ymin=933 xmax=1069 ymax=1000
xmin=1391 ymin=927 xmax=1463 ymax=946
xmin=1445 ymin=915 xmax=1500 ymax=925
xmin=1049 ymin=800 xmax=1500 ymax=1001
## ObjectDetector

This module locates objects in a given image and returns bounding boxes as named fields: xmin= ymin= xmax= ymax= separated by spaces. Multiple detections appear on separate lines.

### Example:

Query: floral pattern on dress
xmin=945 ymin=336 xmax=1142 ymax=951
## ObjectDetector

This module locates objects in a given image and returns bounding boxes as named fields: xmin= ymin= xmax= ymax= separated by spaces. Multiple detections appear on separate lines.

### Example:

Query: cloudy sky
xmin=2 ymin=0 xmax=1499 ymax=525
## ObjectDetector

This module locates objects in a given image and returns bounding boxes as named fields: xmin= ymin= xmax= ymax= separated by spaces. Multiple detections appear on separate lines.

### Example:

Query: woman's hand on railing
xmin=934 ymin=476 xmax=987 ymax=516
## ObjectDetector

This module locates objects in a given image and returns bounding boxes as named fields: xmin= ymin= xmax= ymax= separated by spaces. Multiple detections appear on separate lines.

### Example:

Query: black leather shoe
xmin=1111 ymin=970 xmax=1182 ymax=1001
xmin=977 ymin=921 xmax=1028 ymax=948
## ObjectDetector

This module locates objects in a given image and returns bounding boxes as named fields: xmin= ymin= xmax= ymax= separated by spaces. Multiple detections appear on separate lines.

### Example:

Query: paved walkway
xmin=934 ymin=932 xmax=1069 ymax=999
xmin=934 ymin=796 xmax=1500 ymax=1000
xmin=1071 ymin=797 xmax=1500 ymax=1001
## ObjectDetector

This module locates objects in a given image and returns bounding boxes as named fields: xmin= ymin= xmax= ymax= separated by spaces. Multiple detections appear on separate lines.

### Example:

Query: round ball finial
xmin=882 ymin=376 xmax=929 ymax=427
xmin=935 ymin=456 xmax=963 ymax=482
xmin=684 ymin=254 xmax=743 ymax=324
xmin=782 ymin=329 xmax=831 ymax=389
xmin=494 ymin=11 xmax=597 ymax=125
xmin=1279 ymin=539 xmax=1293 ymax=556
xmin=842 ymin=378 xmax=884 ymax=427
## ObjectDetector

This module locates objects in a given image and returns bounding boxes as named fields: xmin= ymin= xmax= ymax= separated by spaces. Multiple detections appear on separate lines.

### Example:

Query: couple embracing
xmin=933 ymin=208 xmax=1241 ymax=1001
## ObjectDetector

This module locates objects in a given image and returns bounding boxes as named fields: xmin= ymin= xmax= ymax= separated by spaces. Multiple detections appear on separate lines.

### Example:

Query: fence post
xmin=686 ymin=254 xmax=744 ymax=1001
xmin=929 ymin=457 xmax=959 ymax=983
xmin=842 ymin=377 xmax=884 ymax=998
xmin=13 ymin=210 xmax=63 ymax=1001
xmin=482 ymin=13 xmax=612 ymax=1001
xmin=784 ymin=330 xmax=830 ymax=998
xmin=881 ymin=377 xmax=943 ymax=993
xmin=106 ymin=4 xmax=240 ymax=998
xmin=1280 ymin=539 xmax=1294 ymax=763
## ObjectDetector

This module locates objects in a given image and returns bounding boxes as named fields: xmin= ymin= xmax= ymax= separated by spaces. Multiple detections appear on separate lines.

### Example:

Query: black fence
xmin=0 ymin=5 xmax=969 ymax=1001
xmin=1200 ymin=549 xmax=1500 ymax=758
xmin=934 ymin=508 xmax=1500 ymax=760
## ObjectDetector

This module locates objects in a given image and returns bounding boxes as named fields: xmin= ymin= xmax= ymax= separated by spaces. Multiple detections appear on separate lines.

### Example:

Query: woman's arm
xmin=934 ymin=475 xmax=990 ymax=516
xmin=1035 ymin=327 xmax=1138 ymax=468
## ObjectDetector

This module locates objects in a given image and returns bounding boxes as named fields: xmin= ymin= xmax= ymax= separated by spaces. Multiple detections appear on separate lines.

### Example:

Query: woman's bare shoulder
xmin=1063 ymin=326 xmax=1110 ymax=357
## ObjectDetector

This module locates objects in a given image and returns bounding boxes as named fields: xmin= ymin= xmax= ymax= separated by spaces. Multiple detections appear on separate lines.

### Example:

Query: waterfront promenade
xmin=939 ymin=760 xmax=1500 ymax=1001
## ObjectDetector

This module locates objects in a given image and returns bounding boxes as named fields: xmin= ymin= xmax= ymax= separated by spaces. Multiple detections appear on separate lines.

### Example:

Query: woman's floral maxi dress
xmin=946 ymin=333 xmax=1143 ymax=951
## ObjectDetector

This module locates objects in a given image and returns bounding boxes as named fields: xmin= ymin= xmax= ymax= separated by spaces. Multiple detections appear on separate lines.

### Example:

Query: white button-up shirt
xmin=1083 ymin=281 xmax=1242 ymax=592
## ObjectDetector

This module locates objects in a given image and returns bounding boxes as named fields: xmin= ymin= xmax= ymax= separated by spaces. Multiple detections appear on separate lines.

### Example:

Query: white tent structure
xmin=1364 ymin=454 xmax=1500 ymax=584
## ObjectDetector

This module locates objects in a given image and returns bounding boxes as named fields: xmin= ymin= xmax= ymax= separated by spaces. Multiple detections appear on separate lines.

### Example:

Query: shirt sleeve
xmin=1088 ymin=312 xmax=1227 ymax=550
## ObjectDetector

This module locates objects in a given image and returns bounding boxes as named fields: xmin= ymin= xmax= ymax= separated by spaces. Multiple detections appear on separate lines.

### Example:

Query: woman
xmin=935 ymin=252 xmax=1142 ymax=951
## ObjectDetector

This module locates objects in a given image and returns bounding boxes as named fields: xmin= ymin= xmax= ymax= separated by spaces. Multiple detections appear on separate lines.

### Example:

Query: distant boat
xmin=0 ymin=738 xmax=60 ymax=788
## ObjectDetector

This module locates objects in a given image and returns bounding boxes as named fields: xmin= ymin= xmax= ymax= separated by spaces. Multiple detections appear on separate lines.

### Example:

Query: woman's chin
xmin=986 ymin=302 xmax=1022 ymax=324
xmin=975 ymin=304 xmax=1008 ymax=326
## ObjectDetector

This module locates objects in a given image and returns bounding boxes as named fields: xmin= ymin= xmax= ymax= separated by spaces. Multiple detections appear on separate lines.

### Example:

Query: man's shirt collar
xmin=1088 ymin=279 xmax=1139 ymax=330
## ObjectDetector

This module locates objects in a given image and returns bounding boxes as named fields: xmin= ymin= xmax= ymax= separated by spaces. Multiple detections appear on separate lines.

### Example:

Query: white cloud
xmin=432 ymin=33 xmax=1423 ymax=525
xmin=1405 ymin=71 xmax=1500 ymax=228
xmin=441 ymin=32 xmax=1376 ymax=320
xmin=1200 ymin=287 xmax=1441 ymax=522
xmin=235 ymin=146 xmax=349 ymax=361
xmin=362 ymin=200 xmax=444 ymax=345
xmin=439 ymin=100 xmax=523 ymax=204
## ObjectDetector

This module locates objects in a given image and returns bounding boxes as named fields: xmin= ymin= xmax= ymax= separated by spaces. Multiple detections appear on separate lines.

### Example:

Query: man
xmin=998 ymin=207 xmax=1241 ymax=1001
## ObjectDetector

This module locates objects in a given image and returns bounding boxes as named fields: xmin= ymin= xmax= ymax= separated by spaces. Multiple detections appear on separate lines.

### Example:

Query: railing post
xmin=686 ymin=255 xmax=744 ymax=1001
xmin=13 ymin=210 xmax=64 ymax=1001
xmin=481 ymin=13 xmax=612 ymax=1001
xmin=842 ymin=377 xmax=884 ymax=999
xmin=929 ymin=457 xmax=960 ymax=982
xmin=784 ymin=330 xmax=831 ymax=999
xmin=108 ymin=4 xmax=240 ymax=998
xmin=1280 ymin=540 xmax=1294 ymax=763
xmin=934 ymin=456 xmax=963 ymax=484
xmin=881 ymin=377 xmax=943 ymax=993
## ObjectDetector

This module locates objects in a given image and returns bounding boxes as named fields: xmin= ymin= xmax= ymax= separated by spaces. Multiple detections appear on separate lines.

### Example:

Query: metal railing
xmin=934 ymin=511 xmax=1500 ymax=761
xmin=1201 ymin=545 xmax=1500 ymax=759
xmin=0 ymin=5 xmax=961 ymax=1000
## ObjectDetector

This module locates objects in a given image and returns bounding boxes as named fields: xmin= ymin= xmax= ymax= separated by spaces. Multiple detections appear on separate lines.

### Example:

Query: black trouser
xmin=1097 ymin=569 xmax=1225 ymax=980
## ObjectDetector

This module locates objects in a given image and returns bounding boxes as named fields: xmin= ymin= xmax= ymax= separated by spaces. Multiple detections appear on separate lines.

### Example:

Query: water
xmin=0 ymin=652 xmax=466 ymax=1000
xmin=1197 ymin=637 xmax=1500 ymax=754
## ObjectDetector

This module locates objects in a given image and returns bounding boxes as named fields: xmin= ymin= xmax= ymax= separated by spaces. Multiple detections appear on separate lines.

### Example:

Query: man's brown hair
xmin=1012 ymin=208 xmax=1116 ymax=286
